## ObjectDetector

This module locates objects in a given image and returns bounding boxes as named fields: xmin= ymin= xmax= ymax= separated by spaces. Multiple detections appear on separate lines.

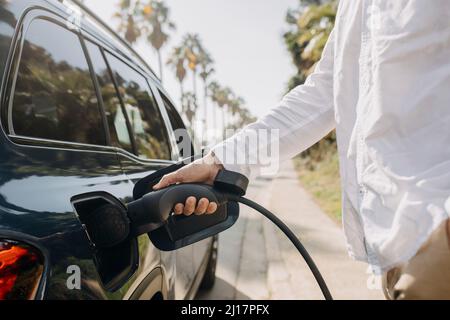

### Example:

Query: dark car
xmin=0 ymin=0 xmax=218 ymax=300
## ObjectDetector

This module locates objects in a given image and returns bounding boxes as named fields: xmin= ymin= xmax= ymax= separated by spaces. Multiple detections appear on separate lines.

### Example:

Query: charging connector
xmin=77 ymin=162 xmax=334 ymax=300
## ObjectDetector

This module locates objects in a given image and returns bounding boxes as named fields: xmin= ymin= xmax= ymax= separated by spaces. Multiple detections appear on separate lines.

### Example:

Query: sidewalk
xmin=197 ymin=160 xmax=384 ymax=300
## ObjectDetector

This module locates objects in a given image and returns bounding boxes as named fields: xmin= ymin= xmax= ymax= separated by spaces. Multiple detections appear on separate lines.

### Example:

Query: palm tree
xmin=208 ymin=81 xmax=221 ymax=134
xmin=167 ymin=45 xmax=187 ymax=110
xmin=182 ymin=34 xmax=203 ymax=104
xmin=197 ymin=49 xmax=214 ymax=140
xmin=284 ymin=0 xmax=337 ymax=89
xmin=229 ymin=96 xmax=245 ymax=127
xmin=284 ymin=0 xmax=338 ymax=167
xmin=181 ymin=92 xmax=197 ymax=131
xmin=142 ymin=0 xmax=176 ymax=82
xmin=0 ymin=0 xmax=16 ymax=27
xmin=114 ymin=0 xmax=142 ymax=44
xmin=235 ymin=108 xmax=256 ymax=129
xmin=216 ymin=87 xmax=232 ymax=132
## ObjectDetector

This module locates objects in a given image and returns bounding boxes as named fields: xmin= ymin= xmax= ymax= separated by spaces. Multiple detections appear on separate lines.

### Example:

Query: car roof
xmin=61 ymin=0 xmax=159 ymax=79
xmin=1 ymin=0 xmax=178 ymax=107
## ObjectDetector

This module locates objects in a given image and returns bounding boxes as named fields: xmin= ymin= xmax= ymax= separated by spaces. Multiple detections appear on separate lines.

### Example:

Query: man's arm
xmin=212 ymin=30 xmax=336 ymax=177
xmin=154 ymin=30 xmax=337 ymax=215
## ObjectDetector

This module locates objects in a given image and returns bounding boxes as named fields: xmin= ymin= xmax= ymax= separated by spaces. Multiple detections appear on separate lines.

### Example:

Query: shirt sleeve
xmin=212 ymin=30 xmax=337 ymax=178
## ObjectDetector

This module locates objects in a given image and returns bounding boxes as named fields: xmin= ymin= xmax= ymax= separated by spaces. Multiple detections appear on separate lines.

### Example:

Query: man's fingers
xmin=174 ymin=203 xmax=184 ymax=215
xmin=153 ymin=171 xmax=182 ymax=190
xmin=195 ymin=198 xmax=209 ymax=215
xmin=183 ymin=197 xmax=197 ymax=216
xmin=206 ymin=202 xmax=218 ymax=215
xmin=174 ymin=200 xmax=217 ymax=216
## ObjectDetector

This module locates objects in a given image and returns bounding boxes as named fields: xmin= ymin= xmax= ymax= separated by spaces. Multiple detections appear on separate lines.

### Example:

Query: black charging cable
xmin=228 ymin=194 xmax=333 ymax=300
xmin=83 ymin=166 xmax=334 ymax=300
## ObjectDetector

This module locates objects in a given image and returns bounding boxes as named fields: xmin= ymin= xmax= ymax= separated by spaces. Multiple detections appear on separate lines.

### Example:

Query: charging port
xmin=71 ymin=193 xmax=138 ymax=292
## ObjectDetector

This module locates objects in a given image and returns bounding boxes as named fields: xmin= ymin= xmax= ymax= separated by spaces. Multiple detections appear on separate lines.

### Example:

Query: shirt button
xmin=359 ymin=185 xmax=367 ymax=195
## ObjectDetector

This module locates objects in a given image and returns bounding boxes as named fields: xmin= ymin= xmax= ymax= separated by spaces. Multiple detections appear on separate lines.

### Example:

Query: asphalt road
xmin=196 ymin=161 xmax=384 ymax=300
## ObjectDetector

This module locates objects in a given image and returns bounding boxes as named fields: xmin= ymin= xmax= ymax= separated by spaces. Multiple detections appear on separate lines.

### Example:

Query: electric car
xmin=0 ymin=0 xmax=217 ymax=300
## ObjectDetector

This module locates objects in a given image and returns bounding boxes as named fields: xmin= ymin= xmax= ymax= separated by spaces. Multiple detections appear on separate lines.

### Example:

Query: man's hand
xmin=153 ymin=152 xmax=224 ymax=216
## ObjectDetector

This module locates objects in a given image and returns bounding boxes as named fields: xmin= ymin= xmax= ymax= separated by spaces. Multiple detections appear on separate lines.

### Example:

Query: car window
xmin=105 ymin=52 xmax=171 ymax=160
xmin=84 ymin=41 xmax=133 ymax=153
xmin=160 ymin=93 xmax=195 ymax=159
xmin=161 ymin=94 xmax=186 ymax=132
xmin=11 ymin=19 xmax=106 ymax=145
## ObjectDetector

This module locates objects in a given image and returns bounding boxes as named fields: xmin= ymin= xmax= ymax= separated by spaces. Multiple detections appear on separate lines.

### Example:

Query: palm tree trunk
xmin=213 ymin=103 xmax=217 ymax=137
xmin=157 ymin=50 xmax=163 ymax=83
xmin=193 ymin=71 xmax=198 ymax=100
xmin=179 ymin=81 xmax=184 ymax=113
xmin=222 ymin=107 xmax=226 ymax=134
xmin=192 ymin=71 xmax=198 ymax=126
xmin=203 ymin=84 xmax=208 ymax=143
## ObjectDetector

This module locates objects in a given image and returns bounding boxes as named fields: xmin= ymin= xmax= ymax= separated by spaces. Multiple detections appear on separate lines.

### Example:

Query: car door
xmin=155 ymin=91 xmax=212 ymax=288
xmin=99 ymin=50 xmax=197 ymax=299
xmin=0 ymin=13 xmax=148 ymax=299
xmin=80 ymin=37 xmax=165 ymax=299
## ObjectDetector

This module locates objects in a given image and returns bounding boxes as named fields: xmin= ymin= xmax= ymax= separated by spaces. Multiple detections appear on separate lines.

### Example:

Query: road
xmin=196 ymin=160 xmax=384 ymax=300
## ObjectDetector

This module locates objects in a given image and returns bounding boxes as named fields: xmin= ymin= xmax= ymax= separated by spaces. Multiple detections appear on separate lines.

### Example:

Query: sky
xmin=85 ymin=0 xmax=298 ymax=119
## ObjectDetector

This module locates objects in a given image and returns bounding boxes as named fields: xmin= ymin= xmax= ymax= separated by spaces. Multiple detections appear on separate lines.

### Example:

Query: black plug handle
xmin=214 ymin=170 xmax=249 ymax=197
xmin=127 ymin=184 xmax=225 ymax=236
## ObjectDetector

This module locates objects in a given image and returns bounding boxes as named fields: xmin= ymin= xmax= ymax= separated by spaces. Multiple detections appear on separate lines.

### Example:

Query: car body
xmin=0 ymin=0 xmax=216 ymax=300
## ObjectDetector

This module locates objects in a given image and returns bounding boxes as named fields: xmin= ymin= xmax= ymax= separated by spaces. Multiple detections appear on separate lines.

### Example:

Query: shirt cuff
xmin=211 ymin=140 xmax=251 ymax=178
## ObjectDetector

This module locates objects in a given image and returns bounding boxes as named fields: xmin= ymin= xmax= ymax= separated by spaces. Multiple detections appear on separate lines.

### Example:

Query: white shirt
xmin=213 ymin=0 xmax=450 ymax=272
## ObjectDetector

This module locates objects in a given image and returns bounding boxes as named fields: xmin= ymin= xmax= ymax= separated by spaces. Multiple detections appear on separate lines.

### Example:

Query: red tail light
xmin=0 ymin=240 xmax=44 ymax=300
